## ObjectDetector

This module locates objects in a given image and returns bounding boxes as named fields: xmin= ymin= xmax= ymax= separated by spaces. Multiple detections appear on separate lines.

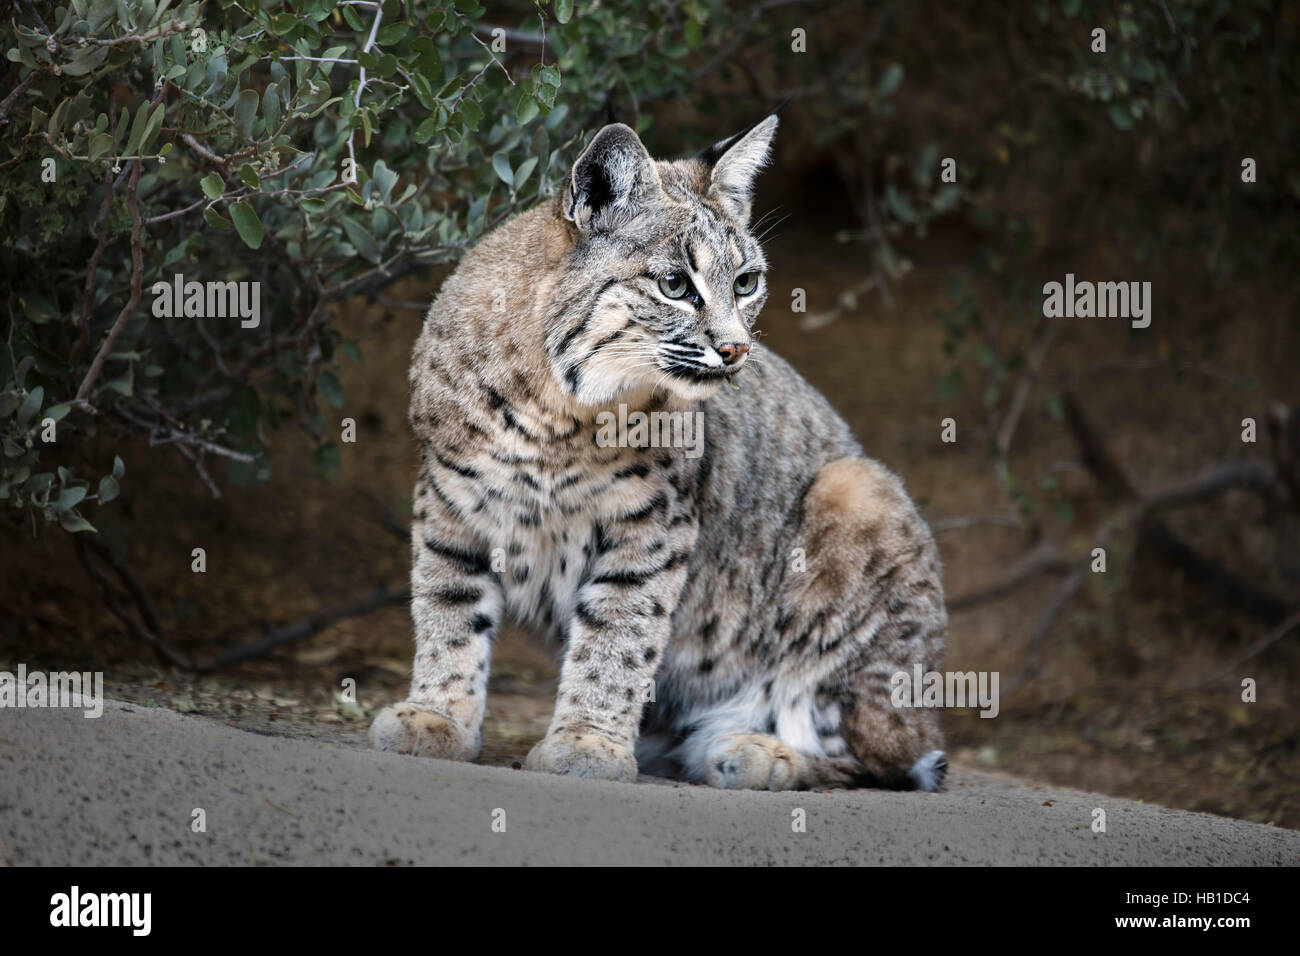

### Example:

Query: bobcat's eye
xmin=658 ymin=273 xmax=691 ymax=299
xmin=733 ymin=272 xmax=759 ymax=296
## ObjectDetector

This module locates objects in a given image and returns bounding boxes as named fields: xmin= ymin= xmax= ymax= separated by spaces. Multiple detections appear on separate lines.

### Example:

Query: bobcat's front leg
xmin=527 ymin=501 xmax=694 ymax=782
xmin=371 ymin=503 xmax=502 ymax=761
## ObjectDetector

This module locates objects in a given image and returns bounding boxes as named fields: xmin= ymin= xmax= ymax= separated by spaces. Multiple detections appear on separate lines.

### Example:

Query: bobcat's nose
xmin=716 ymin=342 xmax=750 ymax=366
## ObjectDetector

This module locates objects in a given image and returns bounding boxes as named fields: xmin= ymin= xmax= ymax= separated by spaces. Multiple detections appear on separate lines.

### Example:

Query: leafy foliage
xmin=0 ymin=0 xmax=724 ymax=531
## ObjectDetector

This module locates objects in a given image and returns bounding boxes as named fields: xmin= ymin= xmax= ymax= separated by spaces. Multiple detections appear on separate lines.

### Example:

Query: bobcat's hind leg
xmin=837 ymin=686 xmax=948 ymax=791
xmin=792 ymin=457 xmax=950 ymax=791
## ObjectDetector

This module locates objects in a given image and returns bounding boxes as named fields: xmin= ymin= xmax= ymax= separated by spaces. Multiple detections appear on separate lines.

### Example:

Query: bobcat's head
xmin=546 ymin=116 xmax=777 ymax=405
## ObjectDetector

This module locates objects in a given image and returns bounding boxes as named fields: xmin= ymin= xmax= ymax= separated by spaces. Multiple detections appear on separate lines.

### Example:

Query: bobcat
xmin=370 ymin=115 xmax=949 ymax=791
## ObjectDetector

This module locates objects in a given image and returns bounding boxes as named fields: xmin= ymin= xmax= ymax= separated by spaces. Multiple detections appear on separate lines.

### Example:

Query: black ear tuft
xmin=697 ymin=113 xmax=781 ymax=223
xmin=694 ymin=99 xmax=793 ymax=168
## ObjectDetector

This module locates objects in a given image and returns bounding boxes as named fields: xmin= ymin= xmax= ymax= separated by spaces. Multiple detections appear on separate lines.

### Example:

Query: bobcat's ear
xmin=562 ymin=123 xmax=661 ymax=233
xmin=698 ymin=114 xmax=778 ymax=223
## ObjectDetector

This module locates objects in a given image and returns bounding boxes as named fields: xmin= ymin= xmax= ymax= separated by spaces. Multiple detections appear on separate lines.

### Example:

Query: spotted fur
xmin=370 ymin=116 xmax=948 ymax=791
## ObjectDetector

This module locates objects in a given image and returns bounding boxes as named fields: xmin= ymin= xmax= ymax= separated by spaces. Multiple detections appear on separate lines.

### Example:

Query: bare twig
xmin=471 ymin=32 xmax=515 ymax=86
xmin=1184 ymin=609 xmax=1300 ymax=690
xmin=345 ymin=5 xmax=384 ymax=181
xmin=1061 ymin=389 xmax=1137 ymax=498
xmin=174 ymin=443 xmax=222 ymax=499
xmin=800 ymin=274 xmax=882 ymax=330
xmin=930 ymin=513 xmax=1024 ymax=534
xmin=75 ymin=160 xmax=142 ymax=402
xmin=181 ymin=131 xmax=227 ymax=168
xmin=75 ymin=536 xmax=193 ymax=669
xmin=947 ymin=541 xmax=1071 ymax=613
xmin=1139 ymin=460 xmax=1277 ymax=514
xmin=74 ymin=163 xmax=116 ymax=364
xmin=995 ymin=315 xmax=1057 ymax=484
xmin=374 ymin=294 xmax=430 ymax=313
xmin=115 ymin=402 xmax=254 ymax=463
xmin=474 ymin=24 xmax=544 ymax=46
xmin=1016 ymin=564 xmax=1087 ymax=683
xmin=0 ymin=69 xmax=40 ymax=123
xmin=1078 ymin=356 xmax=1251 ymax=390
xmin=196 ymin=584 xmax=410 ymax=672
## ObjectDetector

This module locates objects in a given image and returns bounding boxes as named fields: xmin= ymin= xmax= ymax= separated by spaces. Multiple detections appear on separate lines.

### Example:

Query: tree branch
xmin=195 ymin=584 xmax=410 ymax=672
xmin=75 ymin=159 xmax=142 ymax=402
xmin=75 ymin=536 xmax=192 ymax=669
xmin=74 ymin=163 xmax=115 ymax=364
xmin=1184 ymin=608 xmax=1300 ymax=690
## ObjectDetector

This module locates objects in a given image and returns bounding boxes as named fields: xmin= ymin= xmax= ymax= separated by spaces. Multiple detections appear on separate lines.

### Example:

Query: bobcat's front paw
xmin=370 ymin=702 xmax=477 ymax=761
xmin=525 ymin=730 xmax=638 ymax=782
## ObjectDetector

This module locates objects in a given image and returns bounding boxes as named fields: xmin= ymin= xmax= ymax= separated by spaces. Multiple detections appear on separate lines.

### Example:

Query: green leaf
xmin=341 ymin=216 xmax=380 ymax=263
xmin=229 ymin=201 xmax=264 ymax=249
xmin=491 ymin=152 xmax=513 ymax=186
xmin=239 ymin=164 xmax=261 ymax=189
xmin=555 ymin=0 xmax=574 ymax=24
xmin=203 ymin=206 xmax=233 ymax=230
xmin=376 ymin=23 xmax=408 ymax=46
xmin=61 ymin=45 xmax=108 ymax=76
xmin=685 ymin=18 xmax=702 ymax=49
xmin=411 ymin=35 xmax=440 ymax=74
xmin=342 ymin=5 xmax=367 ymax=30
xmin=932 ymin=185 xmax=961 ymax=213
xmin=512 ymin=156 xmax=538 ymax=191
xmin=234 ymin=88 xmax=260 ymax=138
xmin=124 ymin=101 xmax=151 ymax=155
xmin=313 ymin=441 xmax=340 ymax=478
xmin=937 ymin=366 xmax=964 ymax=400
xmin=57 ymin=485 xmax=87 ymax=512
xmin=371 ymin=160 xmax=398 ymax=201
xmin=269 ymin=12 xmax=297 ymax=36
xmin=140 ymin=100 xmax=165 ymax=152
xmin=102 ymin=363 xmax=133 ymax=397
xmin=112 ymin=455 xmax=125 ymax=479
xmin=413 ymin=115 xmax=439 ymax=144
xmin=318 ymin=370 xmax=343 ymax=408
xmin=59 ymin=512 xmax=97 ymax=533
xmin=88 ymin=131 xmax=113 ymax=161
xmin=408 ymin=70 xmax=435 ymax=109
xmin=17 ymin=386 xmax=43 ymax=426
xmin=884 ymin=185 xmax=917 ymax=224
xmin=314 ymin=45 xmax=349 ymax=77
xmin=516 ymin=95 xmax=539 ymax=125
xmin=98 ymin=475 xmax=119 ymax=503
xmin=876 ymin=63 xmax=904 ymax=99
xmin=200 ymin=172 xmax=224 ymax=199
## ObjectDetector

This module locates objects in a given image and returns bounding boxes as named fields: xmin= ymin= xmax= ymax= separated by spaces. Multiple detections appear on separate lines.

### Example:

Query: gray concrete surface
xmin=2 ymin=696 xmax=1297 ymax=865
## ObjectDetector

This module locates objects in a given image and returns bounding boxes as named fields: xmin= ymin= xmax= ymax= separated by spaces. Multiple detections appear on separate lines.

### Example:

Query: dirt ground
xmin=5 ymin=216 xmax=1298 ymax=830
